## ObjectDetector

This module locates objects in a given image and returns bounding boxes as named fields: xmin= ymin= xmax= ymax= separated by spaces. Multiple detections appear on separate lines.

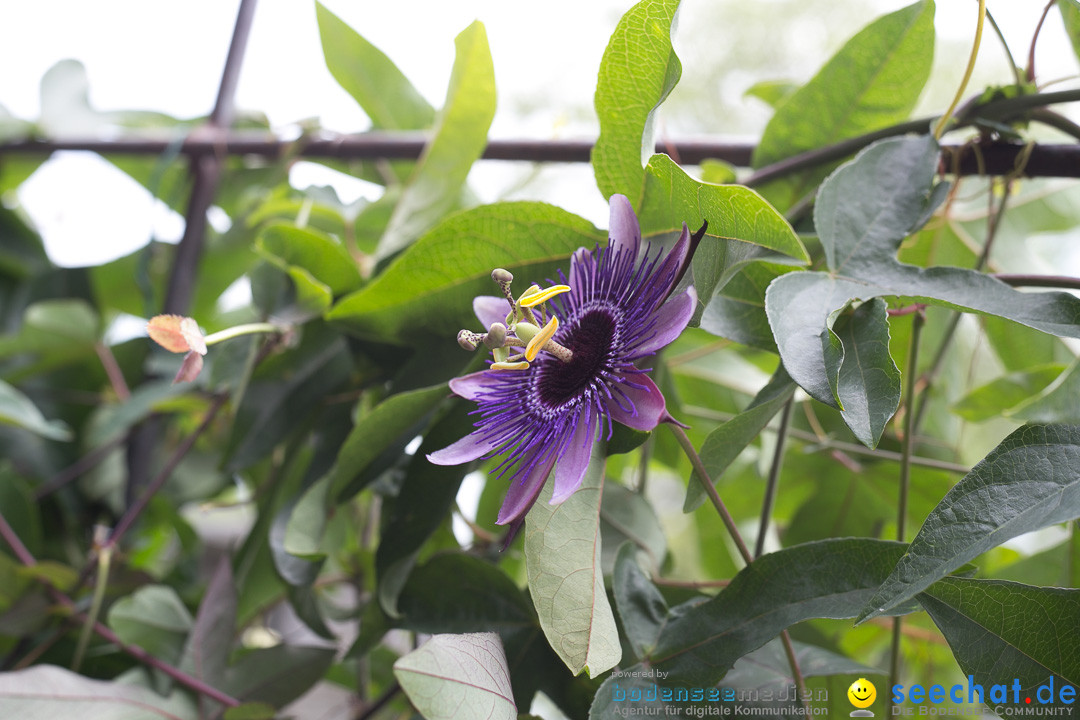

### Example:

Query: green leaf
xmin=108 ymin=585 xmax=194 ymax=667
xmin=952 ymin=364 xmax=1065 ymax=422
xmin=224 ymin=323 xmax=351 ymax=471
xmin=753 ymin=0 xmax=936 ymax=209
xmin=722 ymin=638 xmax=885 ymax=690
xmin=0 ymin=467 xmax=42 ymax=557
xmin=918 ymin=577 xmax=1080 ymax=700
xmin=612 ymin=542 xmax=668 ymax=659
xmin=221 ymin=645 xmax=335 ymax=708
xmin=0 ymin=379 xmax=72 ymax=441
xmin=315 ymin=2 xmax=434 ymax=131
xmin=699 ymin=262 xmax=791 ymax=350
xmin=766 ymin=136 xmax=1080 ymax=412
xmin=179 ymin=559 xmax=236 ymax=713
xmin=600 ymin=482 xmax=667 ymax=574
xmin=330 ymin=202 xmax=604 ymax=343
xmin=685 ymin=366 xmax=796 ymax=512
xmin=1060 ymin=0 xmax=1080 ymax=71
xmin=329 ymin=383 xmax=449 ymax=502
xmin=1009 ymin=359 xmax=1080 ymax=424
xmin=859 ymin=424 xmax=1080 ymax=623
xmin=524 ymin=450 xmax=620 ymax=677
xmin=639 ymin=154 xmax=808 ymax=313
xmin=397 ymin=553 xmax=536 ymax=642
xmin=394 ymin=632 xmax=517 ymax=720
xmin=649 ymin=538 xmax=907 ymax=686
xmin=832 ymin=298 xmax=901 ymax=448
xmin=376 ymin=21 xmax=496 ymax=259
xmin=375 ymin=402 xmax=472 ymax=617
xmin=223 ymin=703 xmax=277 ymax=720
xmin=256 ymin=223 xmax=362 ymax=296
xmin=592 ymin=0 xmax=682 ymax=201
xmin=0 ymin=665 xmax=197 ymax=719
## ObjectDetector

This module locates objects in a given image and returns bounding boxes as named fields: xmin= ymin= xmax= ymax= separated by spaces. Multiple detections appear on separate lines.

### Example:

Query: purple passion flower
xmin=427 ymin=195 xmax=701 ymax=534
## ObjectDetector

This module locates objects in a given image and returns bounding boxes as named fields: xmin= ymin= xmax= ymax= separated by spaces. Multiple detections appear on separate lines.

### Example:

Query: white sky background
xmin=1 ymin=0 xmax=1077 ymax=266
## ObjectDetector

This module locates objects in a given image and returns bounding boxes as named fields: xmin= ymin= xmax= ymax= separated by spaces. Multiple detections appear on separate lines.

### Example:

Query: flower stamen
xmin=525 ymin=315 xmax=559 ymax=361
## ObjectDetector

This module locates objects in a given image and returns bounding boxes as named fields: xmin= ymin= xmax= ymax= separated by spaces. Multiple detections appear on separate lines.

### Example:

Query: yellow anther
xmin=491 ymin=361 xmax=530 ymax=371
xmin=519 ymin=284 xmax=572 ymax=308
xmin=525 ymin=315 xmax=559 ymax=361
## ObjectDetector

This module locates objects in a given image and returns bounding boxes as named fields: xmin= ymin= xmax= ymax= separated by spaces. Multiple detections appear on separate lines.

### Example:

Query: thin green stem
xmin=983 ymin=9 xmax=1023 ymax=86
xmin=667 ymin=424 xmax=752 ymax=565
xmin=72 ymin=542 xmax=111 ymax=673
xmin=666 ymin=423 xmax=810 ymax=710
xmin=890 ymin=310 xmax=925 ymax=708
xmin=0 ymin=508 xmax=240 ymax=707
xmin=681 ymin=405 xmax=970 ymax=475
xmin=935 ymin=0 xmax=986 ymax=139
xmin=755 ymin=399 xmax=793 ymax=558
xmin=203 ymin=322 xmax=281 ymax=346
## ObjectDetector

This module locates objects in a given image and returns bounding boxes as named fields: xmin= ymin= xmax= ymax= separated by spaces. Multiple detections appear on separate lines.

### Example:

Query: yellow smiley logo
xmin=848 ymin=678 xmax=877 ymax=709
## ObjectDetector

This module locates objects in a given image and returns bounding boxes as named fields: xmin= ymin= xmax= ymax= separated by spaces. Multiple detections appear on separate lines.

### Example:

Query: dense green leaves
xmin=767 ymin=135 xmax=1080 ymax=426
xmin=860 ymin=424 xmax=1080 ymax=622
xmin=592 ymin=0 xmax=682 ymax=201
xmin=524 ymin=452 xmax=620 ymax=677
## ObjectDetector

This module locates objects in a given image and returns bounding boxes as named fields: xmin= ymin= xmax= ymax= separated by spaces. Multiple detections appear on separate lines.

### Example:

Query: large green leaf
xmin=753 ymin=0 xmax=936 ymax=210
xmin=0 ymin=379 xmax=71 ymax=441
xmin=314 ymin=2 xmax=434 ymax=131
xmin=329 ymin=202 xmax=604 ymax=343
xmin=832 ymin=298 xmax=901 ymax=448
xmin=376 ymin=21 xmax=496 ymax=259
xmin=685 ymin=366 xmax=795 ymax=512
xmin=0 ymin=665 xmax=197 ymax=719
xmin=612 ymin=542 xmax=669 ymax=660
xmin=394 ymin=632 xmax=517 ymax=720
xmin=919 ymin=578 xmax=1080 ymax=703
xmin=648 ymin=538 xmax=908 ymax=687
xmin=766 ymin=136 xmax=1080 ymax=415
xmin=592 ymin=0 xmax=682 ymax=202
xmin=952 ymin=364 xmax=1066 ymax=422
xmin=108 ymin=585 xmax=194 ymax=668
xmin=859 ymin=424 xmax=1080 ymax=623
xmin=255 ymin=223 xmax=362 ymax=296
xmin=221 ymin=645 xmax=335 ymax=709
xmin=282 ymin=383 xmax=448 ymax=560
xmin=1009 ymin=359 xmax=1080 ymax=424
xmin=223 ymin=323 xmax=351 ymax=471
xmin=639 ymin=154 xmax=808 ymax=313
xmin=524 ymin=451 xmax=620 ymax=677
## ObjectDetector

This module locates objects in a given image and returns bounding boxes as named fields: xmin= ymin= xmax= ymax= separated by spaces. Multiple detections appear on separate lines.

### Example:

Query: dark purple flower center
xmin=536 ymin=308 xmax=616 ymax=408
